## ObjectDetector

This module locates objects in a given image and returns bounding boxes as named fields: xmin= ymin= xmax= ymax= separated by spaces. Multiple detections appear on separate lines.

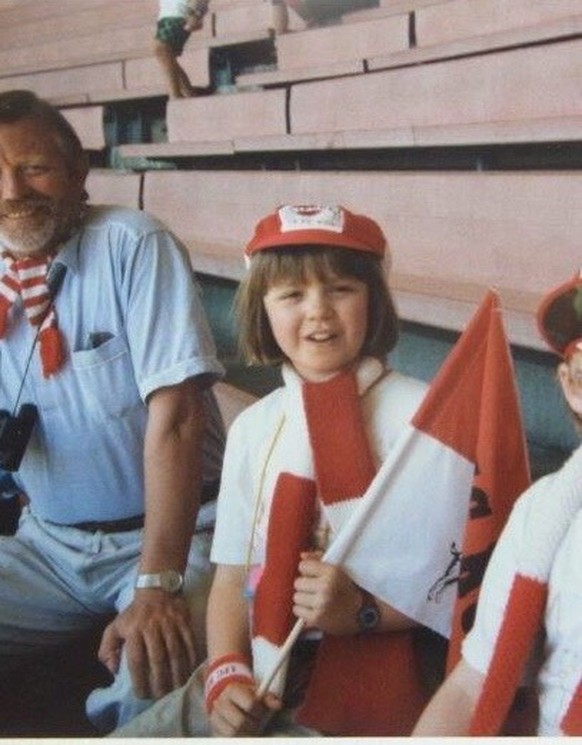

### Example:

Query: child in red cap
xmin=113 ymin=204 xmax=448 ymax=737
xmin=414 ymin=271 xmax=582 ymax=737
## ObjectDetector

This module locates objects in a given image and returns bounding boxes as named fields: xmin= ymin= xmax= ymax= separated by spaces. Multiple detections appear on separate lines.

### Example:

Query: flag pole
xmin=256 ymin=618 xmax=305 ymax=698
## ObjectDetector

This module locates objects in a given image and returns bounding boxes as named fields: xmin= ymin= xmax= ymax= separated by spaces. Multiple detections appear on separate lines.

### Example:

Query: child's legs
xmin=154 ymin=18 xmax=193 ymax=98
xmin=109 ymin=662 xmax=211 ymax=737
xmin=154 ymin=40 xmax=188 ymax=98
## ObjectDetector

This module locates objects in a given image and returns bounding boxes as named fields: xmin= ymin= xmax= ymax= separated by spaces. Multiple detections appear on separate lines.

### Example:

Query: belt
xmin=71 ymin=514 xmax=145 ymax=533
xmin=64 ymin=478 xmax=220 ymax=534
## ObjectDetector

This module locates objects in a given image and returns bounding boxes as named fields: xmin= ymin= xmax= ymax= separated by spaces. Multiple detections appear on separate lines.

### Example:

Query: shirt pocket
xmin=69 ymin=332 xmax=143 ymax=421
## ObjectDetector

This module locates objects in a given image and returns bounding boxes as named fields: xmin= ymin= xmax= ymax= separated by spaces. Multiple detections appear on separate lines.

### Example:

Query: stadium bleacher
xmin=0 ymin=0 xmax=581 ymax=735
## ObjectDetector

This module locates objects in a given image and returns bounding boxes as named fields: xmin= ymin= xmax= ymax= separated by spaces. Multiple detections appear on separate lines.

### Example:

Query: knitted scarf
xmin=0 ymin=252 xmax=65 ymax=377
xmin=251 ymin=358 xmax=428 ymax=735
xmin=470 ymin=442 xmax=582 ymax=735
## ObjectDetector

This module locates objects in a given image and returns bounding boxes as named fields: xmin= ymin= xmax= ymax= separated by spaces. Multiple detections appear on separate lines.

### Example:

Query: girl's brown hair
xmin=235 ymin=245 xmax=399 ymax=365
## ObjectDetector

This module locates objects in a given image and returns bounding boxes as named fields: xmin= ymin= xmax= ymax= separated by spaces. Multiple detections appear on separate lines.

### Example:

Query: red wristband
xmin=204 ymin=653 xmax=254 ymax=713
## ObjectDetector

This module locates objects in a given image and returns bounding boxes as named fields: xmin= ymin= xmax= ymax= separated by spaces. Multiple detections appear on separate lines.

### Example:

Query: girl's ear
xmin=558 ymin=360 xmax=582 ymax=418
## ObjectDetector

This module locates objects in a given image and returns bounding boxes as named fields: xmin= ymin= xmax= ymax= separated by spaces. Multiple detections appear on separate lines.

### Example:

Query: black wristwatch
xmin=357 ymin=588 xmax=381 ymax=632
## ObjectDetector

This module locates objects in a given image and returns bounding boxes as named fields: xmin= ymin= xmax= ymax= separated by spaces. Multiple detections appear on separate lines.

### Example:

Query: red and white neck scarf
xmin=470 ymin=442 xmax=582 ymax=735
xmin=250 ymin=359 xmax=429 ymax=735
xmin=0 ymin=252 xmax=65 ymax=377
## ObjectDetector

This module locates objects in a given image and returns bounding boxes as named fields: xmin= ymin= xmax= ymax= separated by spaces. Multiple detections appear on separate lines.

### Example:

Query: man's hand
xmin=98 ymin=590 xmax=197 ymax=699
xmin=210 ymin=682 xmax=282 ymax=737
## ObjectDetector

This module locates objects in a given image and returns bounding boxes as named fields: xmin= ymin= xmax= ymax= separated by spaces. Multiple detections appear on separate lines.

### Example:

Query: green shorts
xmin=155 ymin=17 xmax=191 ymax=55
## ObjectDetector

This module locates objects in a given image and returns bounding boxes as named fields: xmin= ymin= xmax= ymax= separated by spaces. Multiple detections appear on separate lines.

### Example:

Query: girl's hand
xmin=209 ymin=681 xmax=282 ymax=737
xmin=293 ymin=551 xmax=362 ymax=635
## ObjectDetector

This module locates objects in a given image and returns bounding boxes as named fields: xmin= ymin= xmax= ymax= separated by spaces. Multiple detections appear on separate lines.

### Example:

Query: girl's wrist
xmin=204 ymin=653 xmax=254 ymax=712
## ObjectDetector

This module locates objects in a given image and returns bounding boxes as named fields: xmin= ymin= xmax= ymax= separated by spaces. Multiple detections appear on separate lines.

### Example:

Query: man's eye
xmin=22 ymin=165 xmax=50 ymax=176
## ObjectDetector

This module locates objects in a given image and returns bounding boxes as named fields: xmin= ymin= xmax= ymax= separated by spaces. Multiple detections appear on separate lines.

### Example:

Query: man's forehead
xmin=0 ymin=119 xmax=65 ymax=157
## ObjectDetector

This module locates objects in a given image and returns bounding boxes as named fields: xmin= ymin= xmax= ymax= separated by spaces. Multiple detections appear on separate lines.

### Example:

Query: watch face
xmin=358 ymin=604 xmax=380 ymax=631
xmin=161 ymin=570 xmax=184 ymax=593
xmin=357 ymin=591 xmax=380 ymax=632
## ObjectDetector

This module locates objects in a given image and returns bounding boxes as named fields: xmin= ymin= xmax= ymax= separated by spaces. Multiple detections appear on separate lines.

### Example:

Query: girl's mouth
xmin=307 ymin=331 xmax=336 ymax=342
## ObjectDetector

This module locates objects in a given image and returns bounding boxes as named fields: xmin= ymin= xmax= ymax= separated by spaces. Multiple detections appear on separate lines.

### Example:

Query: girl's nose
xmin=306 ymin=288 xmax=332 ymax=318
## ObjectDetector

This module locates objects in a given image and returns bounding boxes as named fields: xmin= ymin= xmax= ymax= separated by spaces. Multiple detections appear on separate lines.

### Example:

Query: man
xmin=0 ymin=89 xmax=225 ymax=732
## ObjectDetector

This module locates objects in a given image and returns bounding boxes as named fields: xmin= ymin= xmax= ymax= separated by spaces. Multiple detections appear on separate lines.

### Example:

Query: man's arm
xmin=98 ymin=376 xmax=207 ymax=699
xmin=413 ymin=658 xmax=484 ymax=736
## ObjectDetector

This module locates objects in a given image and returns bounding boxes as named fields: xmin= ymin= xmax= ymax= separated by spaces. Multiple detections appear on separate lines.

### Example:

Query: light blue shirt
xmin=0 ymin=205 xmax=224 ymax=524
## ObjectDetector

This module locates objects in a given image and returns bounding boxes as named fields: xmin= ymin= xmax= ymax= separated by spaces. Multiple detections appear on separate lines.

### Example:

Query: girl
xmin=113 ymin=204 xmax=434 ymax=738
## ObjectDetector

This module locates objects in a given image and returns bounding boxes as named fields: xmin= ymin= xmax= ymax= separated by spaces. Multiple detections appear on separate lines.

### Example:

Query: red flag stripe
xmin=412 ymin=292 xmax=496 ymax=462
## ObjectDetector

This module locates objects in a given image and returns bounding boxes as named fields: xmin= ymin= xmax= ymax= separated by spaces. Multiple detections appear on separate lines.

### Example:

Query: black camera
xmin=0 ymin=404 xmax=38 ymax=471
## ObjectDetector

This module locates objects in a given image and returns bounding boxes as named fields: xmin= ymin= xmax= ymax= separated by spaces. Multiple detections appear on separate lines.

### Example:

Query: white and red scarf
xmin=470 ymin=442 xmax=582 ymax=735
xmin=250 ymin=359 xmax=428 ymax=735
xmin=0 ymin=252 xmax=65 ymax=377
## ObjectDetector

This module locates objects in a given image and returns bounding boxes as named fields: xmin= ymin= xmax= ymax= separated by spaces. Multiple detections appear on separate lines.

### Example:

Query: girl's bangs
xmin=258 ymin=247 xmax=369 ymax=287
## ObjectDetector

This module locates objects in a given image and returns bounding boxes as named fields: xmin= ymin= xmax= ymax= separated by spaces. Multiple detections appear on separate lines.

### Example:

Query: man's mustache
xmin=0 ymin=199 xmax=54 ymax=217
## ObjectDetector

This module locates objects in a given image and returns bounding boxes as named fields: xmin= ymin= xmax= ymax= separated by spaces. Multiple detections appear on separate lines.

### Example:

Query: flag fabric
xmin=321 ymin=291 xmax=530 ymax=663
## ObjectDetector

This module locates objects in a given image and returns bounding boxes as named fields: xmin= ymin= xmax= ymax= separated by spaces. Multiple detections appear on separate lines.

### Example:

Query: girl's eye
xmin=280 ymin=289 xmax=302 ymax=300
xmin=330 ymin=283 xmax=355 ymax=294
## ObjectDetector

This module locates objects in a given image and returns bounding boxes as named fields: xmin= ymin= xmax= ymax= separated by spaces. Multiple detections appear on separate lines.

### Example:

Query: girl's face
xmin=263 ymin=270 xmax=369 ymax=382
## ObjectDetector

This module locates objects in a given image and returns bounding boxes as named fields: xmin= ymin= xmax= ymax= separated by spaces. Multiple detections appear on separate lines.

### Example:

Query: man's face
xmin=0 ymin=117 xmax=87 ymax=257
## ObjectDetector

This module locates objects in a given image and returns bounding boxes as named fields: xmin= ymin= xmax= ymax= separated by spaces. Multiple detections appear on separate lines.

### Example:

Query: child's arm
xmin=413 ymin=658 xmax=484 ymax=735
xmin=293 ymin=551 xmax=419 ymax=635
xmin=206 ymin=564 xmax=282 ymax=736
xmin=184 ymin=0 xmax=209 ymax=31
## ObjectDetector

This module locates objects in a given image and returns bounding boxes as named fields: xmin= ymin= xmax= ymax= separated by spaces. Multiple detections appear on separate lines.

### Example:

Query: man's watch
xmin=135 ymin=570 xmax=184 ymax=594
xmin=357 ymin=588 xmax=381 ymax=632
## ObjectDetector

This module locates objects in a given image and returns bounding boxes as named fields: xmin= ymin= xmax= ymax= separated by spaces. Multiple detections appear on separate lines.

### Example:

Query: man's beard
xmin=0 ymin=199 xmax=80 ymax=256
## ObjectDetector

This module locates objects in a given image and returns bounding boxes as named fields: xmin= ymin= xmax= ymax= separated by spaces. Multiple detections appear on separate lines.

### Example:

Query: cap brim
xmin=246 ymin=229 xmax=383 ymax=257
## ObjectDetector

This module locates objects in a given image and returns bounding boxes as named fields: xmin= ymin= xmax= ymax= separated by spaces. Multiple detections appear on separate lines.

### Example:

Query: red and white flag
xmin=322 ymin=290 xmax=531 ymax=663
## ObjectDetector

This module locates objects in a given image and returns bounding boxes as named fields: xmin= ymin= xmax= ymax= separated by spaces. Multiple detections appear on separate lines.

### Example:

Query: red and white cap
xmin=537 ymin=271 xmax=582 ymax=359
xmin=244 ymin=205 xmax=387 ymax=260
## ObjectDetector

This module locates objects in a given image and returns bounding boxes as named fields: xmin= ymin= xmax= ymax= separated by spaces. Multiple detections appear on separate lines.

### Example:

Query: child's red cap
xmin=244 ymin=205 xmax=387 ymax=259
xmin=537 ymin=271 xmax=582 ymax=358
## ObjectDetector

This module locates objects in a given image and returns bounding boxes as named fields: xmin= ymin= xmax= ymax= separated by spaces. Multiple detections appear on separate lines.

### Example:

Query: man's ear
xmin=558 ymin=361 xmax=582 ymax=418
xmin=76 ymin=152 xmax=90 ymax=184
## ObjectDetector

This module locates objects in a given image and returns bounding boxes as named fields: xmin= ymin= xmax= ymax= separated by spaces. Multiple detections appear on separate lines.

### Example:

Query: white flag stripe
xmin=323 ymin=424 xmax=474 ymax=638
